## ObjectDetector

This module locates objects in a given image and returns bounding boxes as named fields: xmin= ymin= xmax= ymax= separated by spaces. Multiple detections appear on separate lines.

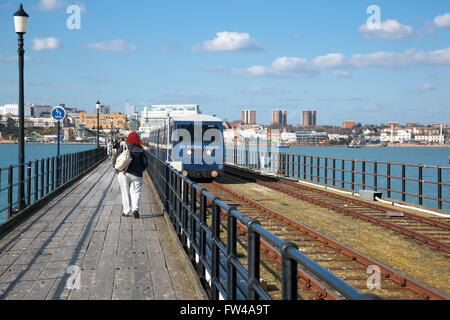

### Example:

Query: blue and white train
xmin=145 ymin=115 xmax=225 ymax=179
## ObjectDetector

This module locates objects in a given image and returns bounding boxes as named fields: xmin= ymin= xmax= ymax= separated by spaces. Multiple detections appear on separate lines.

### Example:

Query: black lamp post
xmin=96 ymin=100 xmax=100 ymax=148
xmin=14 ymin=4 xmax=29 ymax=210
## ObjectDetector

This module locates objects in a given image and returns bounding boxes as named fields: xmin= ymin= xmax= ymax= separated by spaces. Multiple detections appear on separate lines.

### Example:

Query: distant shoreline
xmin=225 ymin=143 xmax=450 ymax=148
xmin=0 ymin=141 xmax=97 ymax=145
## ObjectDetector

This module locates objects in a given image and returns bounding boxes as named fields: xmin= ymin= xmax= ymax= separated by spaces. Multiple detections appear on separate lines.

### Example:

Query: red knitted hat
xmin=127 ymin=132 xmax=141 ymax=146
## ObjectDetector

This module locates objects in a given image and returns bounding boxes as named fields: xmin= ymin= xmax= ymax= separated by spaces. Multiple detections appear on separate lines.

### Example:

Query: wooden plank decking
xmin=0 ymin=160 xmax=206 ymax=300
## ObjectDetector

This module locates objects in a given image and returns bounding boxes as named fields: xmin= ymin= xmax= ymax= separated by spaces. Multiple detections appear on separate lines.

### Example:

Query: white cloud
xmin=32 ymin=37 xmax=61 ymax=51
xmin=434 ymin=13 xmax=450 ymax=28
xmin=39 ymin=0 xmax=65 ymax=11
xmin=332 ymin=70 xmax=352 ymax=78
xmin=193 ymin=31 xmax=263 ymax=52
xmin=84 ymin=39 xmax=136 ymax=52
xmin=228 ymin=47 xmax=450 ymax=78
xmin=359 ymin=19 xmax=415 ymax=39
xmin=242 ymin=86 xmax=291 ymax=95
xmin=408 ymin=82 xmax=436 ymax=94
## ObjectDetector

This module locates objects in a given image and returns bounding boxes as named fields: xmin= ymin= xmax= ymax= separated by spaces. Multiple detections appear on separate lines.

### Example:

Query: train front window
xmin=176 ymin=123 xmax=221 ymax=143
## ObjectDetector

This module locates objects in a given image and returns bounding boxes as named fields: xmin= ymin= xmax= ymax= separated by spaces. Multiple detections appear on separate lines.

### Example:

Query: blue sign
xmin=51 ymin=106 xmax=67 ymax=121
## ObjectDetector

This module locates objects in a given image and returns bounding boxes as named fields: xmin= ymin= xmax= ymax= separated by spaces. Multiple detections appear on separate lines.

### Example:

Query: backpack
xmin=115 ymin=145 xmax=132 ymax=172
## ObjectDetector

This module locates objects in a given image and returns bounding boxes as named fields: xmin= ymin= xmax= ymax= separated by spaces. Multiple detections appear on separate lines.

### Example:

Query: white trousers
xmin=117 ymin=172 xmax=143 ymax=215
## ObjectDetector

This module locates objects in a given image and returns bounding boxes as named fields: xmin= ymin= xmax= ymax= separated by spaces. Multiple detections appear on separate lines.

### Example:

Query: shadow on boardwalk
xmin=0 ymin=161 xmax=204 ymax=300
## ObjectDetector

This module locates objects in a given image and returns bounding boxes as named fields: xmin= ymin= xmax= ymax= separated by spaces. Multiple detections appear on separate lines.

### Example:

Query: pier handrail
xmin=0 ymin=147 xmax=107 ymax=227
xmin=145 ymin=149 xmax=381 ymax=300
xmin=225 ymin=146 xmax=450 ymax=210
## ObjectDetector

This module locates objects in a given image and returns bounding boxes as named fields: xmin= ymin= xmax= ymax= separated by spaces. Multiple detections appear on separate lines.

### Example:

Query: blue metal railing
xmin=145 ymin=149 xmax=381 ymax=300
xmin=0 ymin=147 xmax=107 ymax=225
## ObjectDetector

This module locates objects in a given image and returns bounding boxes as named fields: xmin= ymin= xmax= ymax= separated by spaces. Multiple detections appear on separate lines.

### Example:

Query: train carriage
xmin=146 ymin=114 xmax=224 ymax=179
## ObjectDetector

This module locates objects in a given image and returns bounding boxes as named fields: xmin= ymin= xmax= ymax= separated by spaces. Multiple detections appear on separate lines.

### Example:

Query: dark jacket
xmin=114 ymin=143 xmax=148 ymax=177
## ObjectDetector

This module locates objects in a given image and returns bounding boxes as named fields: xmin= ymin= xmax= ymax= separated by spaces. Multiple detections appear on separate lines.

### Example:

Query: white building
xmin=415 ymin=135 xmax=446 ymax=144
xmin=328 ymin=134 xmax=349 ymax=141
xmin=139 ymin=104 xmax=200 ymax=133
xmin=380 ymin=129 xmax=412 ymax=143
xmin=0 ymin=104 xmax=19 ymax=116
xmin=26 ymin=118 xmax=57 ymax=128
xmin=281 ymin=131 xmax=297 ymax=142
xmin=124 ymin=102 xmax=136 ymax=115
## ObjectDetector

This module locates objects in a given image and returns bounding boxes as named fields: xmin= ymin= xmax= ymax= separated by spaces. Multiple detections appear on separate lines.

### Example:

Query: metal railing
xmin=0 ymin=147 xmax=107 ymax=224
xmin=225 ymin=147 xmax=450 ymax=210
xmin=146 ymin=150 xmax=380 ymax=300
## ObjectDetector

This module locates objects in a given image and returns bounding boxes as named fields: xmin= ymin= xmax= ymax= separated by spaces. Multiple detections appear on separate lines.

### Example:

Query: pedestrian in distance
xmin=107 ymin=140 xmax=113 ymax=158
xmin=113 ymin=132 xmax=148 ymax=219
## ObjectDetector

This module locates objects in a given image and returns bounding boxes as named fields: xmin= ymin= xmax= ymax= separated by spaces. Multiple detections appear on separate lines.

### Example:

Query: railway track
xmin=225 ymin=165 xmax=450 ymax=254
xmin=198 ymin=180 xmax=448 ymax=300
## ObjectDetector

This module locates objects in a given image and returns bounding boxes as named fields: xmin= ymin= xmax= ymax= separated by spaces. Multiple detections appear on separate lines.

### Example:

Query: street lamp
xmin=96 ymin=100 xmax=100 ymax=148
xmin=14 ymin=3 xmax=29 ymax=210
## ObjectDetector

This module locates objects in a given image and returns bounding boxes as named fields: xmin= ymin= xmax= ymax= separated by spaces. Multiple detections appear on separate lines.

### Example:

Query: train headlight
xmin=211 ymin=171 xmax=219 ymax=178
xmin=186 ymin=149 xmax=193 ymax=156
xmin=206 ymin=149 xmax=212 ymax=156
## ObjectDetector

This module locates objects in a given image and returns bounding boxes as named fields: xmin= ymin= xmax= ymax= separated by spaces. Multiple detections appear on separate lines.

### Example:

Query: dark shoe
xmin=122 ymin=213 xmax=130 ymax=217
xmin=132 ymin=211 xmax=140 ymax=219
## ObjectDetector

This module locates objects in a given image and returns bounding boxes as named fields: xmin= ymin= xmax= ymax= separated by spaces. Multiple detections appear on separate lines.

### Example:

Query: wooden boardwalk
xmin=0 ymin=160 xmax=206 ymax=300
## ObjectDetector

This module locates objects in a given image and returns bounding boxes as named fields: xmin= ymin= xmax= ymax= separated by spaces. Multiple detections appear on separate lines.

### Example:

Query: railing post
xmin=46 ymin=158 xmax=50 ymax=196
xmin=27 ymin=162 xmax=32 ymax=206
xmin=402 ymin=164 xmax=406 ymax=202
xmin=226 ymin=207 xmax=237 ymax=300
xmin=324 ymin=158 xmax=328 ymax=185
xmin=387 ymin=163 xmax=391 ymax=198
xmin=211 ymin=198 xmax=221 ymax=300
xmin=332 ymin=159 xmax=336 ymax=186
xmin=281 ymin=242 xmax=299 ymax=300
xmin=373 ymin=162 xmax=378 ymax=192
xmin=51 ymin=157 xmax=55 ymax=191
xmin=418 ymin=165 xmax=423 ymax=206
xmin=198 ymin=190 xmax=207 ymax=284
xmin=34 ymin=160 xmax=39 ymax=201
xmin=351 ymin=160 xmax=355 ymax=191
xmin=341 ymin=160 xmax=345 ymax=189
xmin=8 ymin=166 xmax=13 ymax=218
xmin=316 ymin=157 xmax=320 ymax=183
xmin=303 ymin=156 xmax=306 ymax=180
xmin=247 ymin=219 xmax=261 ymax=300
xmin=362 ymin=160 xmax=366 ymax=190
xmin=189 ymin=185 xmax=197 ymax=263
xmin=40 ymin=159 xmax=45 ymax=199
xmin=181 ymin=180 xmax=189 ymax=248
xmin=438 ymin=167 xmax=442 ymax=210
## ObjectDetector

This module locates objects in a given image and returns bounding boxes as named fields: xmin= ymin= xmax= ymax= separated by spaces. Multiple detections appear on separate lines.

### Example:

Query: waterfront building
xmin=296 ymin=131 xmax=328 ymax=143
xmin=32 ymin=105 xmax=53 ymax=118
xmin=242 ymin=110 xmax=256 ymax=125
xmin=0 ymin=104 xmax=19 ymax=116
xmin=125 ymin=102 xmax=136 ymax=115
xmin=97 ymin=105 xmax=111 ymax=114
xmin=272 ymin=110 xmax=288 ymax=127
xmin=302 ymin=110 xmax=317 ymax=127
xmin=380 ymin=129 xmax=412 ymax=143
xmin=76 ymin=112 xmax=128 ymax=130
xmin=343 ymin=121 xmax=356 ymax=129
xmin=281 ymin=131 xmax=297 ymax=142
xmin=139 ymin=104 xmax=200 ymax=132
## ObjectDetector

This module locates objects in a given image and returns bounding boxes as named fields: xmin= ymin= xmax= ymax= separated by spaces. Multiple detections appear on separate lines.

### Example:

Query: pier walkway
xmin=0 ymin=160 xmax=205 ymax=300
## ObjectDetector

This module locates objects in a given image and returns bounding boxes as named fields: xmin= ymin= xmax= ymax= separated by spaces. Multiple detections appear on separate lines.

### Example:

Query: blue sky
xmin=0 ymin=0 xmax=449 ymax=125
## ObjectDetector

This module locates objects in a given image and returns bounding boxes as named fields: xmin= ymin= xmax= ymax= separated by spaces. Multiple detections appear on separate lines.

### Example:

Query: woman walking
xmin=114 ymin=132 xmax=148 ymax=218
